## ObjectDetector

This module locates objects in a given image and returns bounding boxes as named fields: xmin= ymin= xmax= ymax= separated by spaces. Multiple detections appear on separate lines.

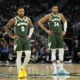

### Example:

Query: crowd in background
xmin=0 ymin=0 xmax=80 ymax=64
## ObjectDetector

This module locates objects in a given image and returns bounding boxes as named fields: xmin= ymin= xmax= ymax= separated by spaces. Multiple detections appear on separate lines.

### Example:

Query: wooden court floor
xmin=0 ymin=63 xmax=80 ymax=80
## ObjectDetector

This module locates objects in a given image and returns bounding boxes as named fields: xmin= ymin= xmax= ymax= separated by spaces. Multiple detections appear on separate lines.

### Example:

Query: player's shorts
xmin=48 ymin=33 xmax=64 ymax=49
xmin=14 ymin=37 xmax=31 ymax=51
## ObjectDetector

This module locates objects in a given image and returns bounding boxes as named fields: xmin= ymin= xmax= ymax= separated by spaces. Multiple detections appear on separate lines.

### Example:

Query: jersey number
xmin=54 ymin=22 xmax=59 ymax=27
xmin=21 ymin=26 xmax=25 ymax=31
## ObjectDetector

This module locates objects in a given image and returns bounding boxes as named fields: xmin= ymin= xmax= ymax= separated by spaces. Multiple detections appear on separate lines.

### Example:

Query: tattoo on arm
xmin=5 ymin=18 xmax=15 ymax=38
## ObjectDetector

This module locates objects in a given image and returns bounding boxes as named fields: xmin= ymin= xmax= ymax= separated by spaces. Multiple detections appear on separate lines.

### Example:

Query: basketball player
xmin=38 ymin=5 xmax=69 ymax=75
xmin=5 ymin=7 xmax=34 ymax=78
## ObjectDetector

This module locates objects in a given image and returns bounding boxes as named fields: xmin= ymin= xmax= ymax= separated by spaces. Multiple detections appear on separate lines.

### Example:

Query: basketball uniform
xmin=14 ymin=16 xmax=31 ymax=51
xmin=48 ymin=13 xmax=64 ymax=49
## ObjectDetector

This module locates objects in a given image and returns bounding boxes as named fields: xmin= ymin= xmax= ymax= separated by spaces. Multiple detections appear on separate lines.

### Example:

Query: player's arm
xmin=27 ymin=17 xmax=34 ymax=39
xmin=38 ymin=14 xmax=54 ymax=35
xmin=60 ymin=13 xmax=67 ymax=37
xmin=5 ymin=18 xmax=19 ymax=39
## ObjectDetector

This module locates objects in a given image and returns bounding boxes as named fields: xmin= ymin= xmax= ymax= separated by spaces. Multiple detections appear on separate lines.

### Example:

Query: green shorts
xmin=14 ymin=37 xmax=31 ymax=51
xmin=48 ymin=33 xmax=64 ymax=49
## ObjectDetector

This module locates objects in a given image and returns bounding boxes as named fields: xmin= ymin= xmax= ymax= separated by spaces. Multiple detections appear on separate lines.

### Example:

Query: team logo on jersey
xmin=51 ymin=18 xmax=60 ymax=22
xmin=17 ymin=23 xmax=28 ymax=26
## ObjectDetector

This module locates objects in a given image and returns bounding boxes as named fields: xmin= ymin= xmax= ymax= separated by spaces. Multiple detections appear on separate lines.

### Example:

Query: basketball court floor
xmin=0 ymin=63 xmax=80 ymax=80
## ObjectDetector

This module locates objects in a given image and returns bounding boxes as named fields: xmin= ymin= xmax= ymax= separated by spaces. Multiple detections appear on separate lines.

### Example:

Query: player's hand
xmin=11 ymin=35 xmax=19 ymax=39
xmin=26 ymin=35 xmax=30 ymax=40
xmin=46 ymin=30 xmax=54 ymax=35
xmin=61 ymin=31 xmax=66 ymax=37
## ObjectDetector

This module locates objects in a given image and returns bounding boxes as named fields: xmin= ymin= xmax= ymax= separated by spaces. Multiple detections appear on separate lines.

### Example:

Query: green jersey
xmin=14 ymin=16 xmax=29 ymax=38
xmin=48 ymin=13 xmax=62 ymax=34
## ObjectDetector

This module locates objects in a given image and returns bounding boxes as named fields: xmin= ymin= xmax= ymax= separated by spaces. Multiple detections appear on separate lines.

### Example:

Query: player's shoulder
xmin=45 ymin=13 xmax=51 ymax=16
xmin=23 ymin=16 xmax=28 ymax=19
xmin=58 ymin=13 xmax=64 ymax=16
xmin=26 ymin=17 xmax=30 ymax=20
xmin=9 ymin=18 xmax=16 ymax=24
xmin=10 ymin=17 xmax=15 ymax=21
xmin=23 ymin=16 xmax=28 ymax=18
xmin=26 ymin=17 xmax=32 ymax=22
xmin=44 ymin=13 xmax=51 ymax=18
xmin=24 ymin=16 xmax=32 ymax=24
xmin=10 ymin=17 xmax=18 ymax=25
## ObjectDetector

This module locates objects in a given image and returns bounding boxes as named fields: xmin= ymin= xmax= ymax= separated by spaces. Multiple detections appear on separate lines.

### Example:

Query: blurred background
xmin=0 ymin=0 xmax=80 ymax=64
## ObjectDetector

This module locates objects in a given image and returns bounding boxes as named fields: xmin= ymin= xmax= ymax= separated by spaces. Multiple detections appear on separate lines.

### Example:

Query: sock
xmin=16 ymin=51 xmax=22 ymax=72
xmin=53 ymin=63 xmax=57 ymax=71
xmin=58 ymin=48 xmax=64 ymax=61
xmin=58 ymin=48 xmax=64 ymax=70
xmin=51 ymin=49 xmax=57 ymax=72
xmin=51 ymin=49 xmax=56 ymax=61
xmin=22 ymin=50 xmax=31 ymax=68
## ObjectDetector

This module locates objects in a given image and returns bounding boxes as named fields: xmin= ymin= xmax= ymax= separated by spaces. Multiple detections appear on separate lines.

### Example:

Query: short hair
xmin=53 ymin=4 xmax=58 ymax=7
xmin=52 ymin=5 xmax=58 ymax=8
xmin=17 ymin=6 xmax=24 ymax=11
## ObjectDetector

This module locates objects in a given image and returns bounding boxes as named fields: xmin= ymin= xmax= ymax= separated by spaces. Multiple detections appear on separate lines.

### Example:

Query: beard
xmin=53 ymin=11 xmax=58 ymax=14
xmin=18 ymin=14 xmax=24 ymax=18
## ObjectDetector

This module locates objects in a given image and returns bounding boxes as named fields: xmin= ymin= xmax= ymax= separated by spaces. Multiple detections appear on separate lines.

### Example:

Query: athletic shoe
xmin=18 ymin=71 xmax=24 ymax=78
xmin=21 ymin=66 xmax=27 ymax=78
xmin=52 ymin=69 xmax=57 ymax=75
xmin=57 ymin=69 xmax=70 ymax=75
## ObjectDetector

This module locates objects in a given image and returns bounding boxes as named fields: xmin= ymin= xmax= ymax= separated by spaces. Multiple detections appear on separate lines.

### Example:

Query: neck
xmin=52 ymin=12 xmax=57 ymax=16
xmin=18 ymin=16 xmax=24 ymax=19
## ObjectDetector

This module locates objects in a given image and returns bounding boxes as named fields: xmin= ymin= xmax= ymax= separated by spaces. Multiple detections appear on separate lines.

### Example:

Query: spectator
xmin=72 ymin=48 xmax=80 ymax=63
xmin=30 ymin=48 xmax=39 ymax=63
xmin=41 ymin=47 xmax=51 ymax=63
xmin=64 ymin=42 xmax=71 ymax=61
xmin=0 ymin=29 xmax=4 ymax=40
xmin=0 ymin=40 xmax=8 ymax=63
